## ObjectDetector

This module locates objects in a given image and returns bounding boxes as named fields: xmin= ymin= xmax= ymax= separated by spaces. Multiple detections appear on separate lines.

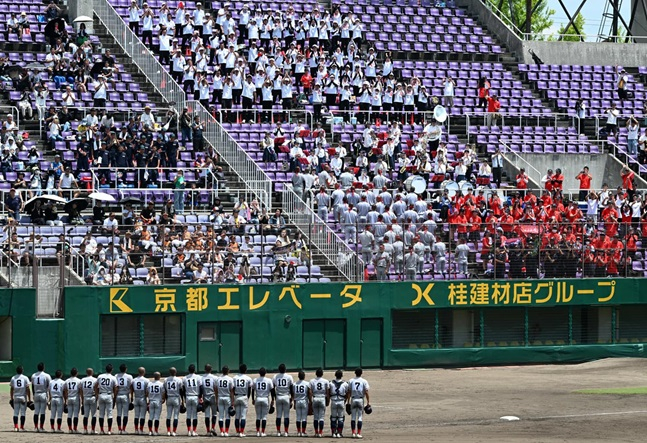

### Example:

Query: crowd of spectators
xmin=2 ymin=192 xmax=317 ymax=285
xmin=126 ymin=1 xmax=482 ymax=126
xmin=298 ymin=153 xmax=646 ymax=280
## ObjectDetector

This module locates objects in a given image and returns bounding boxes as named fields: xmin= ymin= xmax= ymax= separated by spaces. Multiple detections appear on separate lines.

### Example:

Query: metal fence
xmin=282 ymin=185 xmax=362 ymax=281
xmin=214 ymin=108 xmax=315 ymax=129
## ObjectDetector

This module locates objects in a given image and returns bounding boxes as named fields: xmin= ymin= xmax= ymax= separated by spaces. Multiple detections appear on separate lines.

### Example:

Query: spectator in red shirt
xmin=594 ymin=250 xmax=608 ymax=277
xmin=621 ymin=166 xmax=635 ymax=201
xmin=540 ymin=190 xmax=553 ymax=208
xmin=485 ymin=94 xmax=500 ymax=127
xmin=607 ymin=249 xmax=621 ymax=276
xmin=477 ymin=76 xmax=490 ymax=108
xmin=565 ymin=201 xmax=583 ymax=224
xmin=541 ymin=168 xmax=554 ymax=193
xmin=301 ymin=70 xmax=313 ymax=95
xmin=488 ymin=193 xmax=503 ymax=216
xmin=601 ymin=202 xmax=620 ymax=237
xmin=515 ymin=168 xmax=528 ymax=197
xmin=468 ymin=211 xmax=482 ymax=249
xmin=499 ymin=208 xmax=515 ymax=235
xmin=484 ymin=209 xmax=498 ymax=234
xmin=575 ymin=166 xmax=592 ymax=201
xmin=551 ymin=168 xmax=564 ymax=193
xmin=451 ymin=207 xmax=469 ymax=240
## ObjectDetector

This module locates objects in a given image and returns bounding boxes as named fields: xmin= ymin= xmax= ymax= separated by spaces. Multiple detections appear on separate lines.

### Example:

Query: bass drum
xmin=440 ymin=180 xmax=459 ymax=198
xmin=459 ymin=180 xmax=474 ymax=196
xmin=404 ymin=175 xmax=427 ymax=194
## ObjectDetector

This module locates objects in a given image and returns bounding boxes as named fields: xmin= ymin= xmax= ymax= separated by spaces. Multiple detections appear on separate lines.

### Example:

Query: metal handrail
xmin=499 ymin=141 xmax=543 ymax=187
xmin=282 ymin=185 xmax=362 ymax=282
xmin=593 ymin=113 xmax=646 ymax=137
xmin=93 ymin=0 xmax=186 ymax=109
xmin=214 ymin=108 xmax=315 ymax=129
xmin=0 ymin=105 xmax=21 ymax=133
xmin=187 ymin=100 xmax=273 ymax=211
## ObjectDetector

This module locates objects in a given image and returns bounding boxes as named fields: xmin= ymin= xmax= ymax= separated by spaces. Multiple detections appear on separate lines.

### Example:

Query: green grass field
xmin=575 ymin=387 xmax=647 ymax=395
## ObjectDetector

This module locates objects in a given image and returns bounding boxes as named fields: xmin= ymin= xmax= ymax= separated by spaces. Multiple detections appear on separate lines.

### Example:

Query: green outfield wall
xmin=1 ymin=278 xmax=647 ymax=377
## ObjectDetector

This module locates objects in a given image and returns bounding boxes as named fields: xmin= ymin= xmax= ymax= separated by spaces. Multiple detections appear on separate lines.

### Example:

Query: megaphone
xmin=433 ymin=105 xmax=448 ymax=123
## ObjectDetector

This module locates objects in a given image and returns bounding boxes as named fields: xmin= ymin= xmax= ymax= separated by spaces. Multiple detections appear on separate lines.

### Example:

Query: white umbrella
xmin=23 ymin=194 xmax=67 ymax=212
xmin=88 ymin=192 xmax=117 ymax=203
xmin=73 ymin=16 xmax=93 ymax=23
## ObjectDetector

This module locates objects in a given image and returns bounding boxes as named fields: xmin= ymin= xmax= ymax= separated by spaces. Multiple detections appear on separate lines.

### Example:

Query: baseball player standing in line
xmin=272 ymin=363 xmax=294 ymax=437
xmin=215 ymin=365 xmax=235 ymax=436
xmin=31 ymin=362 xmax=51 ymax=432
xmin=348 ymin=368 xmax=371 ymax=439
xmin=293 ymin=370 xmax=310 ymax=437
xmin=10 ymin=365 xmax=31 ymax=432
xmin=310 ymin=368 xmax=330 ymax=438
xmin=147 ymin=372 xmax=165 ymax=435
xmin=328 ymin=369 xmax=348 ymax=438
xmin=63 ymin=368 xmax=81 ymax=433
xmin=252 ymin=367 xmax=274 ymax=437
xmin=164 ymin=367 xmax=182 ymax=436
xmin=201 ymin=364 xmax=218 ymax=436
xmin=48 ymin=370 xmax=65 ymax=432
xmin=115 ymin=364 xmax=133 ymax=434
xmin=183 ymin=364 xmax=202 ymax=436
xmin=80 ymin=368 xmax=97 ymax=434
xmin=131 ymin=367 xmax=149 ymax=435
xmin=233 ymin=363 xmax=253 ymax=437
xmin=95 ymin=364 xmax=118 ymax=435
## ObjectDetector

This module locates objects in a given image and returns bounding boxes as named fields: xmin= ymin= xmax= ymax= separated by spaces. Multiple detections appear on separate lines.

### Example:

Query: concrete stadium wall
xmin=517 ymin=153 xmax=619 ymax=192
xmin=523 ymin=41 xmax=647 ymax=67
xmin=458 ymin=0 xmax=647 ymax=66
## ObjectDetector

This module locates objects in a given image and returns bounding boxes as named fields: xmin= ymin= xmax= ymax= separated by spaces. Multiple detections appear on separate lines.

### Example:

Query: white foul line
xmin=533 ymin=410 xmax=647 ymax=420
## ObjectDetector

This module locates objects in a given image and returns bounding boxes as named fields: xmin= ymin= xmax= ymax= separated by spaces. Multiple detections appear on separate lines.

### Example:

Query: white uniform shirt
xmin=49 ymin=378 xmax=65 ymax=399
xmin=309 ymin=377 xmax=329 ymax=398
xmin=81 ymin=376 xmax=97 ymax=398
xmin=10 ymin=374 xmax=30 ymax=398
xmin=164 ymin=376 xmax=181 ymax=398
xmin=233 ymin=374 xmax=253 ymax=397
xmin=96 ymin=373 xmax=117 ymax=395
xmin=31 ymin=371 xmax=52 ymax=395
xmin=184 ymin=373 xmax=202 ymax=397
xmin=147 ymin=380 xmax=164 ymax=402
xmin=132 ymin=376 xmax=149 ymax=399
xmin=293 ymin=380 xmax=309 ymax=402
xmin=348 ymin=377 xmax=369 ymax=399
xmin=272 ymin=373 xmax=294 ymax=397
xmin=253 ymin=376 xmax=273 ymax=399
xmin=217 ymin=375 xmax=234 ymax=398
xmin=202 ymin=374 xmax=217 ymax=398
xmin=116 ymin=372 xmax=133 ymax=396
xmin=64 ymin=376 xmax=81 ymax=400
xmin=328 ymin=379 xmax=348 ymax=401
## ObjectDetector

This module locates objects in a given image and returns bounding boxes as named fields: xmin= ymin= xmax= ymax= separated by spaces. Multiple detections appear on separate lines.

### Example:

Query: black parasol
xmin=63 ymin=198 xmax=89 ymax=213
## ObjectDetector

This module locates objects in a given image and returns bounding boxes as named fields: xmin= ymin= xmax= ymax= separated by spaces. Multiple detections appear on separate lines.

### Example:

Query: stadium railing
xmin=282 ymin=185 xmax=363 ymax=281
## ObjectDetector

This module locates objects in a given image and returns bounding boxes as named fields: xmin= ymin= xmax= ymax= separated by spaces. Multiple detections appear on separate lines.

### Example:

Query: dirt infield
xmin=1 ymin=358 xmax=647 ymax=442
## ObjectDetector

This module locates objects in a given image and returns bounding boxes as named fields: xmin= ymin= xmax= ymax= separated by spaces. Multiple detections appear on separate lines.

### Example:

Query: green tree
xmin=556 ymin=13 xmax=586 ymax=41
xmin=485 ymin=0 xmax=555 ymax=39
